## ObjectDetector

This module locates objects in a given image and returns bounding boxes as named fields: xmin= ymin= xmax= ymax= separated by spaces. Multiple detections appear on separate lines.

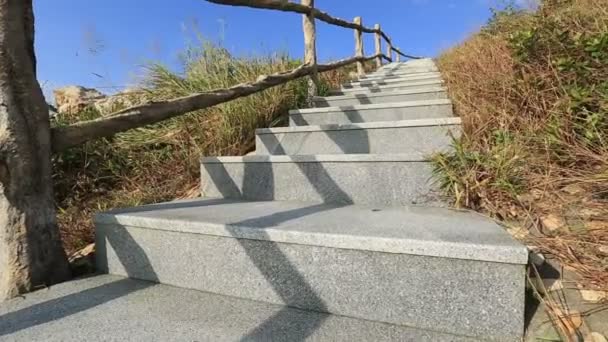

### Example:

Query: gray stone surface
xmin=329 ymin=79 xmax=444 ymax=95
xmin=0 ymin=275 xmax=480 ymax=342
xmin=358 ymin=70 xmax=441 ymax=82
xmin=97 ymin=198 xmax=529 ymax=264
xmin=200 ymin=154 xmax=443 ymax=206
xmin=94 ymin=199 xmax=527 ymax=340
xmin=290 ymin=99 xmax=453 ymax=125
xmin=342 ymin=73 xmax=442 ymax=88
xmin=255 ymin=118 xmax=461 ymax=155
xmin=313 ymin=87 xmax=448 ymax=107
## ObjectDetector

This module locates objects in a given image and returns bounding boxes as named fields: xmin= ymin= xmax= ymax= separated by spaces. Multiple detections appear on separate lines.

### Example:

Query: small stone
xmin=529 ymin=251 xmax=546 ymax=267
xmin=544 ymin=279 xmax=563 ymax=292
xmin=580 ymin=289 xmax=608 ymax=303
xmin=541 ymin=214 xmax=566 ymax=231
xmin=562 ymin=184 xmax=585 ymax=195
xmin=506 ymin=226 xmax=529 ymax=239
xmin=599 ymin=245 xmax=608 ymax=254
xmin=585 ymin=332 xmax=608 ymax=342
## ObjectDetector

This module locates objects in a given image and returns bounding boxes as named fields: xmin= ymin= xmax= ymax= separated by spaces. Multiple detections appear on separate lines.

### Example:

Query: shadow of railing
xmin=0 ymin=225 xmax=159 ymax=337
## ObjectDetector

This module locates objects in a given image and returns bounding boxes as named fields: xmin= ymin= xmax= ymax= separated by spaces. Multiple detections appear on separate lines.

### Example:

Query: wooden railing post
xmin=396 ymin=48 xmax=401 ymax=62
xmin=302 ymin=0 xmax=319 ymax=104
xmin=353 ymin=16 xmax=364 ymax=77
xmin=374 ymin=24 xmax=382 ymax=68
xmin=387 ymin=42 xmax=393 ymax=63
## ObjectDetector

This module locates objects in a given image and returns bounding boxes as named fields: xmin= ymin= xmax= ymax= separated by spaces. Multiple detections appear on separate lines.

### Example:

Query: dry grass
xmin=434 ymin=0 xmax=608 ymax=289
xmin=52 ymin=41 xmax=357 ymax=254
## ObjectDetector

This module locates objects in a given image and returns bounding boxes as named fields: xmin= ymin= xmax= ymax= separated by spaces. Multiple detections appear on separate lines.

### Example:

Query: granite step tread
xmin=0 ymin=275 xmax=479 ymax=342
xmin=343 ymin=73 xmax=442 ymax=87
xmin=312 ymin=87 xmax=447 ymax=107
xmin=95 ymin=198 xmax=527 ymax=340
xmin=200 ymin=153 xmax=443 ymax=206
xmin=329 ymin=79 xmax=444 ymax=95
xmin=290 ymin=99 xmax=453 ymax=125
xmin=255 ymin=118 xmax=461 ymax=155
xmin=290 ymin=99 xmax=451 ymax=115
xmin=97 ymin=198 xmax=528 ymax=264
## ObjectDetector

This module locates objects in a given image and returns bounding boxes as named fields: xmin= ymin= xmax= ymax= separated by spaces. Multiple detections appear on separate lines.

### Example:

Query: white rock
xmin=585 ymin=332 xmax=608 ymax=342
xmin=580 ymin=289 xmax=607 ymax=303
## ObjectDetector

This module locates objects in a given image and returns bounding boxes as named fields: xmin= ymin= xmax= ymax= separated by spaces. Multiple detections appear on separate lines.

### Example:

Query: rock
xmin=562 ymin=184 xmax=585 ymax=195
xmin=543 ymin=279 xmax=563 ymax=292
xmin=599 ymin=245 xmax=608 ymax=254
xmin=541 ymin=214 xmax=566 ymax=232
xmin=506 ymin=225 xmax=529 ymax=239
xmin=54 ymin=85 xmax=106 ymax=114
xmin=580 ymin=289 xmax=607 ymax=303
xmin=586 ymin=332 xmax=608 ymax=342
xmin=529 ymin=250 xmax=546 ymax=267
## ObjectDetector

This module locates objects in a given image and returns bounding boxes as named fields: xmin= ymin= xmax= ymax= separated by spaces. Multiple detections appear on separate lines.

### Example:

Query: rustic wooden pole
xmin=396 ymin=48 xmax=401 ymax=62
xmin=374 ymin=24 xmax=382 ymax=68
xmin=302 ymin=0 xmax=319 ymax=105
xmin=387 ymin=42 xmax=393 ymax=62
xmin=353 ymin=16 xmax=364 ymax=77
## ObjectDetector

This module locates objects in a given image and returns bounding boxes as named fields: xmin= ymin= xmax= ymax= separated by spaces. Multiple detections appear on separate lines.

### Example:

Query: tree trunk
xmin=0 ymin=0 xmax=70 ymax=301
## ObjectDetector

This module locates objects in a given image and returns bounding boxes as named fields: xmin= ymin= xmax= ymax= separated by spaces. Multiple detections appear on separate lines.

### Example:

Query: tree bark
xmin=0 ymin=0 xmax=70 ymax=301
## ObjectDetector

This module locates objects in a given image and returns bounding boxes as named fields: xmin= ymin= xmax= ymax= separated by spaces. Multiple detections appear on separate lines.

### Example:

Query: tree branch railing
xmin=51 ymin=55 xmax=385 ymax=151
xmin=51 ymin=0 xmax=421 ymax=152
xmin=206 ymin=0 xmax=422 ymax=62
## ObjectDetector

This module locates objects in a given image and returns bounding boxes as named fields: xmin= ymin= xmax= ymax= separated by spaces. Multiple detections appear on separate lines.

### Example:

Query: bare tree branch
xmin=51 ymin=54 xmax=381 ymax=152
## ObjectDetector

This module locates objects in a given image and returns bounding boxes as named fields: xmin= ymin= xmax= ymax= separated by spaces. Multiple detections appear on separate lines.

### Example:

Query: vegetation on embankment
xmin=52 ymin=41 xmax=356 ymax=254
xmin=434 ymin=0 xmax=607 ymax=289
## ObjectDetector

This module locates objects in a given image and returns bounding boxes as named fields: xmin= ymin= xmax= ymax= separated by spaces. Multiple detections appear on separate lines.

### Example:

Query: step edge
xmin=330 ymin=80 xmax=445 ymax=94
xmin=345 ymin=74 xmax=442 ymax=85
xmin=200 ymin=153 xmax=430 ymax=163
xmin=256 ymin=118 xmax=461 ymax=134
xmin=289 ymin=99 xmax=452 ymax=115
xmin=312 ymin=87 xmax=447 ymax=101
xmin=340 ymin=79 xmax=444 ymax=90
xmin=95 ymin=206 xmax=528 ymax=265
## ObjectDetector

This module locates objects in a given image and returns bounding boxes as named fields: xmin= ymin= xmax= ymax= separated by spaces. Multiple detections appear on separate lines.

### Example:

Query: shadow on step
xmin=201 ymin=149 xmax=358 ymax=340
xmin=0 ymin=227 xmax=160 ymax=337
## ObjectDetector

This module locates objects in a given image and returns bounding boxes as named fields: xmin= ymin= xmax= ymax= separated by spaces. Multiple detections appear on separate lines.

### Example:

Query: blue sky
xmin=34 ymin=0 xmax=508 ymax=101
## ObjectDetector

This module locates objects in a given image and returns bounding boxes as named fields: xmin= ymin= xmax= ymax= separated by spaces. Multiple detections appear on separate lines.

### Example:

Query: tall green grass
xmin=53 ymin=40 xmax=355 ymax=253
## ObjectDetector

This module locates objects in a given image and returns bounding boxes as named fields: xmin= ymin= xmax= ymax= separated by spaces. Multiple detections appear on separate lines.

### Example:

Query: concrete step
xmin=329 ymin=79 xmax=444 ymax=95
xmin=313 ymin=87 xmax=447 ymax=107
xmin=290 ymin=99 xmax=453 ymax=126
xmin=255 ymin=118 xmax=461 ymax=155
xmin=342 ymin=73 xmax=442 ymax=89
xmin=1 ymin=274 xmax=483 ymax=342
xmin=95 ymin=198 xmax=528 ymax=341
xmin=366 ymin=67 xmax=439 ymax=77
xmin=200 ymin=153 xmax=443 ymax=206
xmin=358 ymin=69 xmax=440 ymax=81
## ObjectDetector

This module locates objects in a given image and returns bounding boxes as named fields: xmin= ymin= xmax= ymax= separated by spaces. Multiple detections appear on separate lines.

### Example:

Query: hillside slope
xmin=435 ymin=0 xmax=607 ymax=289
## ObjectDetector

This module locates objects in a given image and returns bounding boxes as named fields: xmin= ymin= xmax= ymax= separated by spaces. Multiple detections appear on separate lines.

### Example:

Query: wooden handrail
xmin=51 ymin=54 xmax=384 ymax=152
xmin=205 ymin=0 xmax=413 ymax=58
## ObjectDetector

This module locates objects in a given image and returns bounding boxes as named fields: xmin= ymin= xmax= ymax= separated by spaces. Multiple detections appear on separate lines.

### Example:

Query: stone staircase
xmin=96 ymin=59 xmax=529 ymax=341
